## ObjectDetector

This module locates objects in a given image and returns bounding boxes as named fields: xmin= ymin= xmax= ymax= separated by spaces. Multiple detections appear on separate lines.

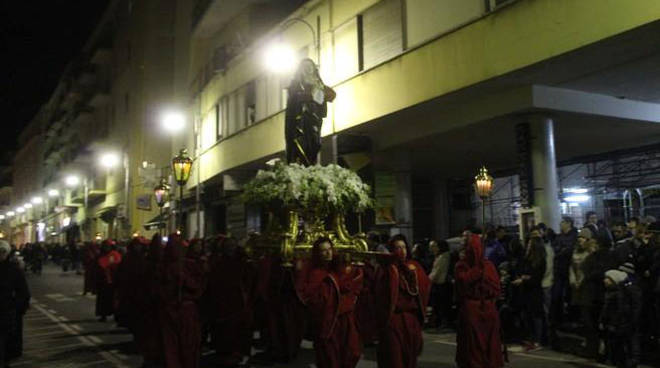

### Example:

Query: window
xmin=245 ymin=81 xmax=256 ymax=126
xmin=361 ymin=0 xmax=403 ymax=69
xmin=216 ymin=97 xmax=228 ymax=140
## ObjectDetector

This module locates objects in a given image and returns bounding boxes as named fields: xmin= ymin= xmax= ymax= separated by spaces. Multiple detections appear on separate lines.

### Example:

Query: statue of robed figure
xmin=285 ymin=58 xmax=336 ymax=166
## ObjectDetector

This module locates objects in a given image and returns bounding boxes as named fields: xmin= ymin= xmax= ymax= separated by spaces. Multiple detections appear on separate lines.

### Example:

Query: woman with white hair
xmin=0 ymin=240 xmax=30 ymax=367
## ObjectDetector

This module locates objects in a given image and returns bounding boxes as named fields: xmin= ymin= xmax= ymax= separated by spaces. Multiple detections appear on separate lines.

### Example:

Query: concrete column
xmin=529 ymin=115 xmax=561 ymax=231
xmin=432 ymin=175 xmax=450 ymax=240
xmin=390 ymin=152 xmax=413 ymax=242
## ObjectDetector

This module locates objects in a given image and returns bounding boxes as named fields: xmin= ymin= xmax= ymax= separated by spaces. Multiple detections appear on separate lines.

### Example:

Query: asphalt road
xmin=10 ymin=264 xmax=640 ymax=368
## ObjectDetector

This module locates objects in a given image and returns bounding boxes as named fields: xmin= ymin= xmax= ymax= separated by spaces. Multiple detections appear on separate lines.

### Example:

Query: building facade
xmin=5 ymin=0 xmax=660 ymax=244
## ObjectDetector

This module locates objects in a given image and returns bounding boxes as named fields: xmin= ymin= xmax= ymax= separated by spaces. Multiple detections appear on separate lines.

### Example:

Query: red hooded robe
xmin=157 ymin=236 xmax=204 ymax=368
xmin=299 ymin=259 xmax=364 ymax=368
xmin=454 ymin=234 xmax=503 ymax=368
xmin=375 ymin=256 xmax=431 ymax=368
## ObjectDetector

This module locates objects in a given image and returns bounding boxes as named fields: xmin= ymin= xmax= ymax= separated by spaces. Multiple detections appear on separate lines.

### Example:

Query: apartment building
xmin=179 ymin=0 xmax=660 ymax=240
xmin=7 ymin=0 xmax=660 ymax=244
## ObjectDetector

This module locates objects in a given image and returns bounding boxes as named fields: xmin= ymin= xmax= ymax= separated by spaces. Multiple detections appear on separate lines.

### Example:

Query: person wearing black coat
xmin=600 ymin=269 xmax=641 ymax=368
xmin=552 ymin=217 xmax=578 ymax=327
xmin=512 ymin=233 xmax=546 ymax=351
xmin=0 ymin=240 xmax=31 ymax=367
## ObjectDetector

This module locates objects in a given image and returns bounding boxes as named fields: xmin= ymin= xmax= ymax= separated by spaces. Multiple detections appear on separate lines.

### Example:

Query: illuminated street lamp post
xmin=172 ymin=149 xmax=193 ymax=234
xmin=153 ymin=178 xmax=170 ymax=235
xmin=475 ymin=166 xmax=494 ymax=229
xmin=264 ymin=17 xmax=320 ymax=74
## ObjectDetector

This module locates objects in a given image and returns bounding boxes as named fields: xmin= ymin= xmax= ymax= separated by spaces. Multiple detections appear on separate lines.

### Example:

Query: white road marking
xmin=88 ymin=335 xmax=103 ymax=344
xmin=48 ymin=309 xmax=57 ymax=313
xmin=70 ymin=324 xmax=83 ymax=331
xmin=31 ymin=303 xmax=129 ymax=368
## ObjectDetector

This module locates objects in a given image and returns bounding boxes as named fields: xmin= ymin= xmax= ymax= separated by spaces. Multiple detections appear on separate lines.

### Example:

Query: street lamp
xmin=172 ymin=149 xmax=193 ymax=233
xmin=16 ymin=207 xmax=25 ymax=214
xmin=264 ymin=42 xmax=297 ymax=74
xmin=48 ymin=189 xmax=60 ymax=197
xmin=162 ymin=111 xmax=186 ymax=133
xmin=153 ymin=178 xmax=170 ymax=235
xmin=6 ymin=211 xmax=15 ymax=217
xmin=24 ymin=203 xmax=32 ymax=209
xmin=65 ymin=175 xmax=80 ymax=187
xmin=474 ymin=166 xmax=494 ymax=228
xmin=99 ymin=152 xmax=121 ymax=168
xmin=31 ymin=197 xmax=43 ymax=205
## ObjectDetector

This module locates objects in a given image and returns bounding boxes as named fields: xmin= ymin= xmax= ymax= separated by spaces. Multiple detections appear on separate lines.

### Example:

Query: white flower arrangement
xmin=242 ymin=162 xmax=373 ymax=216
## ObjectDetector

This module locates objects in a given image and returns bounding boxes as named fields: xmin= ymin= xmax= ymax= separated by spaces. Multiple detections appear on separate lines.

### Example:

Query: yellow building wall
xmin=196 ymin=0 xmax=660 ymax=184
xmin=405 ymin=0 xmax=484 ymax=47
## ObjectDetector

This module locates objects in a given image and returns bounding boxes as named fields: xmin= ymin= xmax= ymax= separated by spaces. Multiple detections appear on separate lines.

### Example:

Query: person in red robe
xmin=157 ymin=234 xmax=204 ymax=368
xmin=83 ymin=241 xmax=100 ymax=295
xmin=96 ymin=239 xmax=122 ymax=322
xmin=356 ymin=260 xmax=378 ymax=345
xmin=206 ymin=237 xmax=256 ymax=366
xmin=454 ymin=234 xmax=503 ymax=368
xmin=137 ymin=234 xmax=165 ymax=368
xmin=375 ymin=234 xmax=431 ymax=368
xmin=253 ymin=254 xmax=306 ymax=363
xmin=299 ymin=237 xmax=363 ymax=368
xmin=114 ymin=237 xmax=149 ymax=334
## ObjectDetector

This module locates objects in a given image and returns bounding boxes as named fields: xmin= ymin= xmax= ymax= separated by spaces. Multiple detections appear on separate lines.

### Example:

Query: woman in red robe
xmin=157 ymin=234 xmax=205 ymax=368
xmin=454 ymin=234 xmax=503 ymax=368
xmin=375 ymin=234 xmax=431 ymax=368
xmin=254 ymin=254 xmax=306 ymax=363
xmin=206 ymin=237 xmax=255 ymax=366
xmin=114 ymin=237 xmax=149 ymax=333
xmin=96 ymin=240 xmax=122 ymax=322
xmin=298 ymin=237 xmax=363 ymax=368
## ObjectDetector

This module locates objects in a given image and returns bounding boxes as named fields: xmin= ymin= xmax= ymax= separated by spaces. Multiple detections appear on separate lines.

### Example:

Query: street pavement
xmin=11 ymin=264 xmax=643 ymax=368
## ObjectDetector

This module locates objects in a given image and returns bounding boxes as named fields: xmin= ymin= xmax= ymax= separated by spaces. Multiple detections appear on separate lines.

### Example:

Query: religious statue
xmin=285 ymin=58 xmax=336 ymax=166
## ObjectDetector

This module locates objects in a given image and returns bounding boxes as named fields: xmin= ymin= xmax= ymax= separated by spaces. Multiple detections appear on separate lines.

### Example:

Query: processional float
xmin=243 ymin=58 xmax=375 ymax=265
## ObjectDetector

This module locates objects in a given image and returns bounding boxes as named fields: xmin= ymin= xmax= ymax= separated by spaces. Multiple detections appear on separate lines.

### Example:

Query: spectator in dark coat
xmin=484 ymin=230 xmax=507 ymax=268
xmin=551 ymin=217 xmax=577 ymax=328
xmin=579 ymin=236 xmax=616 ymax=359
xmin=0 ymin=240 xmax=30 ymax=367
xmin=600 ymin=269 xmax=641 ymax=368
xmin=512 ymin=233 xmax=546 ymax=351
xmin=584 ymin=211 xmax=614 ymax=249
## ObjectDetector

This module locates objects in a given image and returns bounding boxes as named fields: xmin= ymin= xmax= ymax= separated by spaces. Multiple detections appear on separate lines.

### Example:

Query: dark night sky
xmin=0 ymin=1 xmax=109 ymax=166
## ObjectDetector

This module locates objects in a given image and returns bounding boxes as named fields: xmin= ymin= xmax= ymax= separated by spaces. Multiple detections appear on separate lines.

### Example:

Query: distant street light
xmin=65 ymin=175 xmax=80 ymax=187
xmin=100 ymin=152 xmax=121 ymax=168
xmin=162 ymin=111 xmax=186 ymax=133
xmin=16 ymin=207 xmax=25 ymax=214
xmin=172 ymin=149 xmax=193 ymax=234
xmin=154 ymin=178 xmax=170 ymax=235
xmin=24 ymin=203 xmax=32 ymax=209
xmin=0 ymin=215 xmax=4 ymax=220
xmin=6 ymin=211 xmax=15 ymax=217
xmin=474 ymin=166 xmax=494 ymax=228
xmin=48 ymin=189 xmax=60 ymax=197
xmin=31 ymin=197 xmax=43 ymax=205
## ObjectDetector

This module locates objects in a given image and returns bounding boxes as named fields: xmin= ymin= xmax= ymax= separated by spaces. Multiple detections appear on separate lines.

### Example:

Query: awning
xmin=143 ymin=212 xmax=168 ymax=231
